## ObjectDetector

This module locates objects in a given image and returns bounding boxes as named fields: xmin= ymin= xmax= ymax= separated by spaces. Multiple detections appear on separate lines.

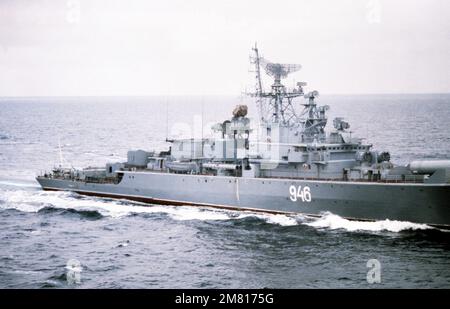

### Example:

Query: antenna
xmin=250 ymin=43 xmax=264 ymax=121
xmin=165 ymin=96 xmax=169 ymax=142
xmin=201 ymin=97 xmax=204 ymax=157
xmin=201 ymin=97 xmax=204 ymax=140
xmin=259 ymin=57 xmax=301 ymax=87
xmin=252 ymin=43 xmax=263 ymax=95
xmin=248 ymin=44 xmax=303 ymax=124
xmin=58 ymin=136 xmax=65 ymax=167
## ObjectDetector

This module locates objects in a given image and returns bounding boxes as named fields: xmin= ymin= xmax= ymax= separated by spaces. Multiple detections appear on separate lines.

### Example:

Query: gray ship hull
xmin=36 ymin=171 xmax=450 ymax=228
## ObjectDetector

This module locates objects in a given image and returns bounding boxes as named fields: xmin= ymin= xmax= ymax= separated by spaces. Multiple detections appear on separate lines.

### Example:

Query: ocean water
xmin=0 ymin=94 xmax=450 ymax=288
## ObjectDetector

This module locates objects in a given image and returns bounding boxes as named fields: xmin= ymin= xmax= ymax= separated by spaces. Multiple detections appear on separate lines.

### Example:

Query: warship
xmin=37 ymin=46 xmax=450 ymax=228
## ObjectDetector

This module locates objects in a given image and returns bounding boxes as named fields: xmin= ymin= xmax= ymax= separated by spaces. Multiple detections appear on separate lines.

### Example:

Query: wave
xmin=0 ymin=189 xmax=139 ymax=218
xmin=306 ymin=212 xmax=432 ymax=232
xmin=38 ymin=206 xmax=104 ymax=220
xmin=0 ymin=180 xmax=41 ymax=188
xmin=0 ymin=188 xmax=299 ymax=225
xmin=0 ymin=188 xmax=436 ymax=232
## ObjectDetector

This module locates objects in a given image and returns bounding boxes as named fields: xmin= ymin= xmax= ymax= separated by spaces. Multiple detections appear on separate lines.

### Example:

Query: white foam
xmin=265 ymin=214 xmax=303 ymax=226
xmin=305 ymin=212 xmax=432 ymax=232
xmin=0 ymin=189 xmax=135 ymax=217
xmin=0 ymin=188 xmax=301 ymax=225
xmin=0 ymin=180 xmax=40 ymax=188
xmin=0 ymin=189 xmax=435 ymax=232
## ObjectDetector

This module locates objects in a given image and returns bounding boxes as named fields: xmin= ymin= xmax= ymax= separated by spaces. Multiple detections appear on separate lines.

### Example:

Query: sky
xmin=1 ymin=0 xmax=449 ymax=96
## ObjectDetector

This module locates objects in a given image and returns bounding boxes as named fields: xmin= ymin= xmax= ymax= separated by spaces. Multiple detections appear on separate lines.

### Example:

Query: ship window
xmin=109 ymin=166 xmax=112 ymax=173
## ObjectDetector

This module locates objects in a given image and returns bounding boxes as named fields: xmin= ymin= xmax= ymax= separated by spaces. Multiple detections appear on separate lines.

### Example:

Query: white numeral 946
xmin=289 ymin=185 xmax=312 ymax=202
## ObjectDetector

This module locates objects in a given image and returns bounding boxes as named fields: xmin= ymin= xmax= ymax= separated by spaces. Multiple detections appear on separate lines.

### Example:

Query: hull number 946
xmin=289 ymin=185 xmax=312 ymax=202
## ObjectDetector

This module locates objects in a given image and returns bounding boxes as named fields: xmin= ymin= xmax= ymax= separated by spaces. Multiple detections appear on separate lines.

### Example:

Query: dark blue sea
xmin=1 ymin=94 xmax=450 ymax=288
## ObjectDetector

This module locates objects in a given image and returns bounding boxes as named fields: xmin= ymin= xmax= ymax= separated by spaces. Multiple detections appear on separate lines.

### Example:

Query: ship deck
xmin=38 ymin=168 xmax=428 ymax=184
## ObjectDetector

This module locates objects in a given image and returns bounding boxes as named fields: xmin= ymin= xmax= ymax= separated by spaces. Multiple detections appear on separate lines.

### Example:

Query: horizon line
xmin=1 ymin=92 xmax=450 ymax=98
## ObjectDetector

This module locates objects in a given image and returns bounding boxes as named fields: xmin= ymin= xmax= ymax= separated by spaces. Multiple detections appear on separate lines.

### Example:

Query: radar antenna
xmin=259 ymin=58 xmax=301 ymax=85
xmin=247 ymin=45 xmax=330 ymax=142
xmin=298 ymin=91 xmax=329 ymax=138
xmin=248 ymin=44 xmax=304 ymax=125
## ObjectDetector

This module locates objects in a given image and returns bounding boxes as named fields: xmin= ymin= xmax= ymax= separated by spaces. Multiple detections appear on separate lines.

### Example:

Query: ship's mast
xmin=247 ymin=45 xmax=331 ymax=143
xmin=58 ymin=136 xmax=65 ymax=167
xmin=249 ymin=45 xmax=304 ymax=126
xmin=250 ymin=43 xmax=264 ymax=121
xmin=298 ymin=90 xmax=329 ymax=140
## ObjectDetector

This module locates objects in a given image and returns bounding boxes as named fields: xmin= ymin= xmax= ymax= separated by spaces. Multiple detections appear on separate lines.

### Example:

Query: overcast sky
xmin=1 ymin=0 xmax=449 ymax=96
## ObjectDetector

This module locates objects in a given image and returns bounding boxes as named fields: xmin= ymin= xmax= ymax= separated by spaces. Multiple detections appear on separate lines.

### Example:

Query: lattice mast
xmin=249 ymin=44 xmax=305 ymax=125
xmin=250 ymin=44 xmax=264 ymax=121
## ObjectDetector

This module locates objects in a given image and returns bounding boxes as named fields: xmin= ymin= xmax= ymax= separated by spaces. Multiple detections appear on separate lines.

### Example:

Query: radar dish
xmin=259 ymin=57 xmax=301 ymax=80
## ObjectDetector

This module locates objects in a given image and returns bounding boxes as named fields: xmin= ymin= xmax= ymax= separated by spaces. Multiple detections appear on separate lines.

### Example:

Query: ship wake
xmin=0 ymin=187 xmax=438 ymax=233
xmin=305 ymin=212 xmax=432 ymax=233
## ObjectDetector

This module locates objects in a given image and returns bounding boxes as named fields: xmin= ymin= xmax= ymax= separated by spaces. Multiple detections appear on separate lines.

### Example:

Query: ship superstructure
xmin=37 ymin=46 xmax=450 ymax=228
